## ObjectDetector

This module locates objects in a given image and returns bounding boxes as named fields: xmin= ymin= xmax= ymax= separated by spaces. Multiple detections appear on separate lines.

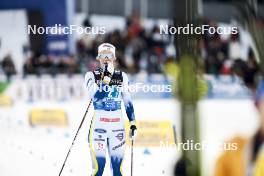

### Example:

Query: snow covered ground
xmin=0 ymin=99 xmax=259 ymax=176
xmin=0 ymin=99 xmax=179 ymax=176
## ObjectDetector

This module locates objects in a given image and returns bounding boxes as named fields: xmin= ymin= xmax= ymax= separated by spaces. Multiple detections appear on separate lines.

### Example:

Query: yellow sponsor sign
xmin=126 ymin=120 xmax=175 ymax=147
xmin=29 ymin=109 xmax=68 ymax=127
xmin=0 ymin=94 xmax=12 ymax=107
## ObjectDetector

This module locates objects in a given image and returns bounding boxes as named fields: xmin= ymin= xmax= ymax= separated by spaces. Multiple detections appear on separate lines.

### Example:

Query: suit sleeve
xmin=121 ymin=72 xmax=135 ymax=122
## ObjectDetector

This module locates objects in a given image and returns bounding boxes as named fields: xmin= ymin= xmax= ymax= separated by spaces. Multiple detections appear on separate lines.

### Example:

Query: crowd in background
xmin=22 ymin=53 xmax=78 ymax=75
xmin=200 ymin=19 xmax=260 ymax=89
xmin=6 ymin=13 xmax=173 ymax=77
xmin=76 ymin=13 xmax=172 ymax=75
xmin=0 ymin=14 xmax=263 ymax=89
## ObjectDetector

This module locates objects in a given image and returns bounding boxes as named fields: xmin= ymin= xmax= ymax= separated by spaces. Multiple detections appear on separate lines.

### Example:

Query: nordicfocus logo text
xmin=93 ymin=83 xmax=172 ymax=93
xmin=160 ymin=24 xmax=238 ymax=35
xmin=27 ymin=24 xmax=106 ymax=35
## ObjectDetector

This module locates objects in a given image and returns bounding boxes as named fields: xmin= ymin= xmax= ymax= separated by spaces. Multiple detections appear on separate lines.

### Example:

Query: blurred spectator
xmin=214 ymin=80 xmax=264 ymax=176
xmin=244 ymin=50 xmax=259 ymax=90
xmin=23 ymin=56 xmax=36 ymax=74
xmin=202 ymin=21 xmax=228 ymax=75
xmin=1 ymin=54 xmax=16 ymax=79
xmin=146 ymin=25 xmax=167 ymax=73
xmin=231 ymin=51 xmax=258 ymax=90
xmin=126 ymin=12 xmax=142 ymax=38
xmin=229 ymin=29 xmax=256 ymax=62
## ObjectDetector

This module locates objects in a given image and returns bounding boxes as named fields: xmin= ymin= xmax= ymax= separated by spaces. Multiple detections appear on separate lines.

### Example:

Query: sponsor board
xmin=205 ymin=75 xmax=251 ymax=99
xmin=125 ymin=120 xmax=175 ymax=147
xmin=0 ymin=94 xmax=12 ymax=107
xmin=29 ymin=109 xmax=68 ymax=127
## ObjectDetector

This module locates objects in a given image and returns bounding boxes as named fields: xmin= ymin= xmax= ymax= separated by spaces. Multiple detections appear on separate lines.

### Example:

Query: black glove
xmin=102 ymin=64 xmax=114 ymax=84
xmin=129 ymin=124 xmax=137 ymax=140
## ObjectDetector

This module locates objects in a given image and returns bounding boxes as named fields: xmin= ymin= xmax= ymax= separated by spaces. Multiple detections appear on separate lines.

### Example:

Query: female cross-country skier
xmin=85 ymin=43 xmax=137 ymax=176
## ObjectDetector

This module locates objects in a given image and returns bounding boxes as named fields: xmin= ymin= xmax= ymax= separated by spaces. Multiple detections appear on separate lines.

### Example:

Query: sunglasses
xmin=96 ymin=53 xmax=115 ymax=60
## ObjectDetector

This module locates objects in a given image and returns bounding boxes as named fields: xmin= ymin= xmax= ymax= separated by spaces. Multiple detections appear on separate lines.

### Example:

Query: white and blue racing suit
xmin=84 ymin=68 xmax=135 ymax=176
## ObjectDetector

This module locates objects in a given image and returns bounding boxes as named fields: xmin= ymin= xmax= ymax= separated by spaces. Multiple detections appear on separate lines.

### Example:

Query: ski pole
xmin=131 ymin=139 xmax=134 ymax=176
xmin=58 ymin=100 xmax=92 ymax=176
